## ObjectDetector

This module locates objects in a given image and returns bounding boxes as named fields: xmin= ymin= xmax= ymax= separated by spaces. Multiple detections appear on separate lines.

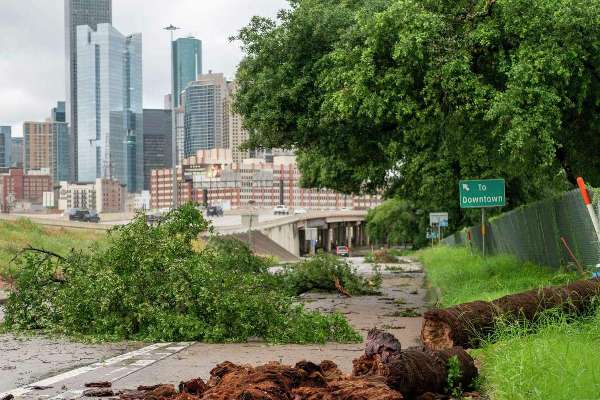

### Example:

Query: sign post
xmin=459 ymin=179 xmax=506 ymax=257
xmin=429 ymin=212 xmax=449 ymax=244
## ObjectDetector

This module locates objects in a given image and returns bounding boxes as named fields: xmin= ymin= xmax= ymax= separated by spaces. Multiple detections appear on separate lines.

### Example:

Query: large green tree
xmin=234 ymin=0 xmax=600 ymax=227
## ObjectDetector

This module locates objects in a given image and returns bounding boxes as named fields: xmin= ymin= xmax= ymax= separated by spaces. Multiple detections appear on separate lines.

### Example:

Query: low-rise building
xmin=0 ymin=168 xmax=53 ymax=211
xmin=58 ymin=178 xmax=125 ymax=213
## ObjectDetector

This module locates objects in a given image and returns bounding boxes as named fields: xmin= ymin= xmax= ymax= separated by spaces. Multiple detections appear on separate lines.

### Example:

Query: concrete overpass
xmin=217 ymin=211 xmax=369 ymax=257
xmin=0 ymin=210 xmax=369 ymax=258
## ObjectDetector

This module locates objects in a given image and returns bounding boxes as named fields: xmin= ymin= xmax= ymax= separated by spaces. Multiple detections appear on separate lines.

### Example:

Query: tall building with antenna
xmin=65 ymin=0 xmax=112 ymax=181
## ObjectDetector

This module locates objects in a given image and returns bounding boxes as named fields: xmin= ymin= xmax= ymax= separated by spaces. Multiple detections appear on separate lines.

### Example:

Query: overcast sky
xmin=0 ymin=0 xmax=288 ymax=137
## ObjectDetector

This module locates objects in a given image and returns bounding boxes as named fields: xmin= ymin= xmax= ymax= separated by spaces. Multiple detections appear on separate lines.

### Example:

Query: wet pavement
xmin=0 ymin=256 xmax=427 ymax=399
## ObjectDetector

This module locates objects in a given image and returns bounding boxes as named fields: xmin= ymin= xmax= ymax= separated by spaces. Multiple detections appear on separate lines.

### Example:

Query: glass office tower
xmin=0 ymin=126 xmax=11 ymax=168
xmin=77 ymin=24 xmax=143 ymax=193
xmin=172 ymin=37 xmax=202 ymax=107
xmin=143 ymin=109 xmax=172 ymax=190
xmin=183 ymin=73 xmax=227 ymax=158
xmin=65 ymin=0 xmax=112 ymax=181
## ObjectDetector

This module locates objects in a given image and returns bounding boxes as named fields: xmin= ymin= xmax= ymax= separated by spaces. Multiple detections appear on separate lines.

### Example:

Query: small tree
xmin=366 ymin=199 xmax=417 ymax=247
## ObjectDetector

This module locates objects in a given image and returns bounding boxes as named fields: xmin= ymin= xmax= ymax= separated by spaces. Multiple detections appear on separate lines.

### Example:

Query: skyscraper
xmin=172 ymin=37 xmax=202 ymax=108
xmin=225 ymin=82 xmax=250 ymax=164
xmin=0 ymin=126 xmax=11 ymax=169
xmin=183 ymin=73 xmax=227 ymax=157
xmin=143 ymin=109 xmax=172 ymax=190
xmin=10 ymin=137 xmax=23 ymax=168
xmin=23 ymin=120 xmax=70 ymax=183
xmin=65 ymin=0 xmax=112 ymax=181
xmin=76 ymin=24 xmax=143 ymax=193
xmin=51 ymin=101 xmax=66 ymax=123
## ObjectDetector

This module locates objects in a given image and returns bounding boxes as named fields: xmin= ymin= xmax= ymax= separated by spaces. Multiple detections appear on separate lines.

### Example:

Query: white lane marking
xmin=130 ymin=359 xmax=155 ymax=367
xmin=165 ymin=346 xmax=186 ymax=352
xmin=0 ymin=343 xmax=173 ymax=399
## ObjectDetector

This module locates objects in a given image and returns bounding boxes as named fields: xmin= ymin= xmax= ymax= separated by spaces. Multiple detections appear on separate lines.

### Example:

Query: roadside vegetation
xmin=4 ymin=204 xmax=362 ymax=344
xmin=419 ymin=246 xmax=599 ymax=399
xmin=280 ymin=252 xmax=381 ymax=296
xmin=0 ymin=218 xmax=105 ymax=278
xmin=418 ymin=246 xmax=576 ymax=307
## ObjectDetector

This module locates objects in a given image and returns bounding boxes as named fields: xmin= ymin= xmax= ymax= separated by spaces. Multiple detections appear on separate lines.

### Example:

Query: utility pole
xmin=164 ymin=24 xmax=180 ymax=210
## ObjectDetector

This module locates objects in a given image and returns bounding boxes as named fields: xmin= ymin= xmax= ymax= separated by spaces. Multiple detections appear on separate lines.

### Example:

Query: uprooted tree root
xmin=421 ymin=278 xmax=600 ymax=350
xmin=92 ymin=329 xmax=476 ymax=400
xmin=353 ymin=329 xmax=477 ymax=399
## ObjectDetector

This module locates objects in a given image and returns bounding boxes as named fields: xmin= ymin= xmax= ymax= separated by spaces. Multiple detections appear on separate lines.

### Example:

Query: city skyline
xmin=0 ymin=0 xmax=289 ymax=137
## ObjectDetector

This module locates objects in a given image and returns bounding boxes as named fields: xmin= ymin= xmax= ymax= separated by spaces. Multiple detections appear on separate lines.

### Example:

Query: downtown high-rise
xmin=183 ymin=73 xmax=228 ymax=157
xmin=65 ymin=0 xmax=112 ymax=181
xmin=0 ymin=126 xmax=11 ymax=168
xmin=143 ymin=109 xmax=172 ymax=191
xmin=22 ymin=101 xmax=71 ymax=183
xmin=172 ymin=37 xmax=202 ymax=108
xmin=76 ymin=24 xmax=143 ymax=193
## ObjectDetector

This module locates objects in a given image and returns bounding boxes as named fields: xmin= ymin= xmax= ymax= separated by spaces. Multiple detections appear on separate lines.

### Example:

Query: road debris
xmin=421 ymin=278 xmax=600 ymax=350
xmin=104 ymin=329 xmax=477 ymax=400
xmin=353 ymin=329 xmax=477 ymax=399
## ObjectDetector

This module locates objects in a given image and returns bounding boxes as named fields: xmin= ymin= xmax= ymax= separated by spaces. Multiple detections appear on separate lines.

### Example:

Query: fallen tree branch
xmin=22 ymin=246 xmax=65 ymax=261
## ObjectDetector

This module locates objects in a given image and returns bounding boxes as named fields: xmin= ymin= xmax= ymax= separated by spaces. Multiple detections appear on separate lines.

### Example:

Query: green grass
xmin=474 ymin=310 xmax=600 ymax=399
xmin=0 ymin=218 xmax=105 ymax=278
xmin=416 ymin=246 xmax=576 ymax=307
xmin=418 ymin=246 xmax=599 ymax=400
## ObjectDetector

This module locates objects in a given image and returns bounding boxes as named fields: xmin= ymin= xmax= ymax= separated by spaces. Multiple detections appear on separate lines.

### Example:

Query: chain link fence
xmin=444 ymin=189 xmax=600 ymax=268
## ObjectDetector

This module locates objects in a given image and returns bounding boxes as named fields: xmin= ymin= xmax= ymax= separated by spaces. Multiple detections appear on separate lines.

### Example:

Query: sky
xmin=0 ymin=0 xmax=288 ymax=137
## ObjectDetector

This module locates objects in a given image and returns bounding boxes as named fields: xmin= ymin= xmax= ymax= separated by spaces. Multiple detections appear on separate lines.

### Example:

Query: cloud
xmin=0 ymin=0 xmax=288 ymax=137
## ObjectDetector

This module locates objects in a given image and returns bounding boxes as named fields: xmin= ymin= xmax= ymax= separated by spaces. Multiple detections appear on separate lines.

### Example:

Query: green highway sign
xmin=459 ymin=179 xmax=506 ymax=209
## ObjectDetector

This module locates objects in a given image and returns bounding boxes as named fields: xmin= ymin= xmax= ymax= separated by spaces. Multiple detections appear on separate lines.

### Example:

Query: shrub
xmin=4 ymin=204 xmax=361 ymax=343
xmin=280 ymin=252 xmax=381 ymax=296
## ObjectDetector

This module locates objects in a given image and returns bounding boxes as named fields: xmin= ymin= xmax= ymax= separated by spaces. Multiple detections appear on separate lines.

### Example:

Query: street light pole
xmin=164 ymin=24 xmax=180 ymax=210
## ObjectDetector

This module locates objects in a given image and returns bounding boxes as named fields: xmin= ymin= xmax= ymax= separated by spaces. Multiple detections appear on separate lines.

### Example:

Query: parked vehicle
xmin=145 ymin=212 xmax=163 ymax=224
xmin=274 ymin=204 xmax=290 ymax=215
xmin=69 ymin=209 xmax=100 ymax=223
xmin=335 ymin=245 xmax=350 ymax=257
xmin=206 ymin=205 xmax=224 ymax=217
xmin=294 ymin=208 xmax=307 ymax=215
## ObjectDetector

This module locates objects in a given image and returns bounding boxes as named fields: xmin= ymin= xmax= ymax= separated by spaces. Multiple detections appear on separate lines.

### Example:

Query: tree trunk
xmin=421 ymin=278 xmax=600 ymax=350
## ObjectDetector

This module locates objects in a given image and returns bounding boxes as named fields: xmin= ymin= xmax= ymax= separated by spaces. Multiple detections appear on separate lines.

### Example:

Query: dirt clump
xmin=422 ymin=278 xmax=600 ymax=350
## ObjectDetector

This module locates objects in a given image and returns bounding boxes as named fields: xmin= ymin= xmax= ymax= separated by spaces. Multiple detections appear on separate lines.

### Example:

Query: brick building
xmin=0 ymin=168 xmax=53 ymax=211
xmin=149 ymin=167 xmax=193 ymax=210
xmin=150 ymin=155 xmax=381 ymax=211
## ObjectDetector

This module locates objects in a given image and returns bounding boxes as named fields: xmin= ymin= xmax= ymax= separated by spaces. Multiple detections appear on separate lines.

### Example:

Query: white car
xmin=340 ymin=207 xmax=353 ymax=211
xmin=294 ymin=208 xmax=307 ymax=215
xmin=273 ymin=205 xmax=290 ymax=215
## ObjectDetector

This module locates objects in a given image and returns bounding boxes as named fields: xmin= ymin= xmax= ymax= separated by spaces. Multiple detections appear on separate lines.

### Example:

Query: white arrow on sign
xmin=462 ymin=183 xmax=470 ymax=191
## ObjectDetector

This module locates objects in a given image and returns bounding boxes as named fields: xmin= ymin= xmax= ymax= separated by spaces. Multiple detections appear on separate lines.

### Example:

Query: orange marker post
xmin=577 ymin=177 xmax=600 ymax=245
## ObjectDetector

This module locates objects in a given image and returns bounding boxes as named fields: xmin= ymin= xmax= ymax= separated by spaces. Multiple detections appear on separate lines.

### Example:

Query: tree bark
xmin=421 ymin=278 xmax=600 ymax=350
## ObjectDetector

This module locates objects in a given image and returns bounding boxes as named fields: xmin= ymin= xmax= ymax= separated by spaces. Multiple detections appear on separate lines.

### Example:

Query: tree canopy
xmin=234 ymin=0 xmax=600 ymax=228
xmin=366 ymin=199 xmax=420 ymax=246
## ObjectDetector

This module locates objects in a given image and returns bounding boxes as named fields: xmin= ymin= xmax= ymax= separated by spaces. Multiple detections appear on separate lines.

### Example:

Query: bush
xmin=280 ymin=252 xmax=381 ymax=296
xmin=4 ymin=204 xmax=361 ymax=343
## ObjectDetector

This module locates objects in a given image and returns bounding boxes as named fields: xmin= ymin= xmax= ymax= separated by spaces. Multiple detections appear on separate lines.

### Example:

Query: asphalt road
xmin=0 ymin=257 xmax=427 ymax=399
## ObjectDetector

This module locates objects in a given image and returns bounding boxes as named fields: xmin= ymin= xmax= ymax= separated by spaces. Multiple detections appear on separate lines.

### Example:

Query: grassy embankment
xmin=0 ymin=218 xmax=105 ymax=278
xmin=418 ymin=246 xmax=600 ymax=400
